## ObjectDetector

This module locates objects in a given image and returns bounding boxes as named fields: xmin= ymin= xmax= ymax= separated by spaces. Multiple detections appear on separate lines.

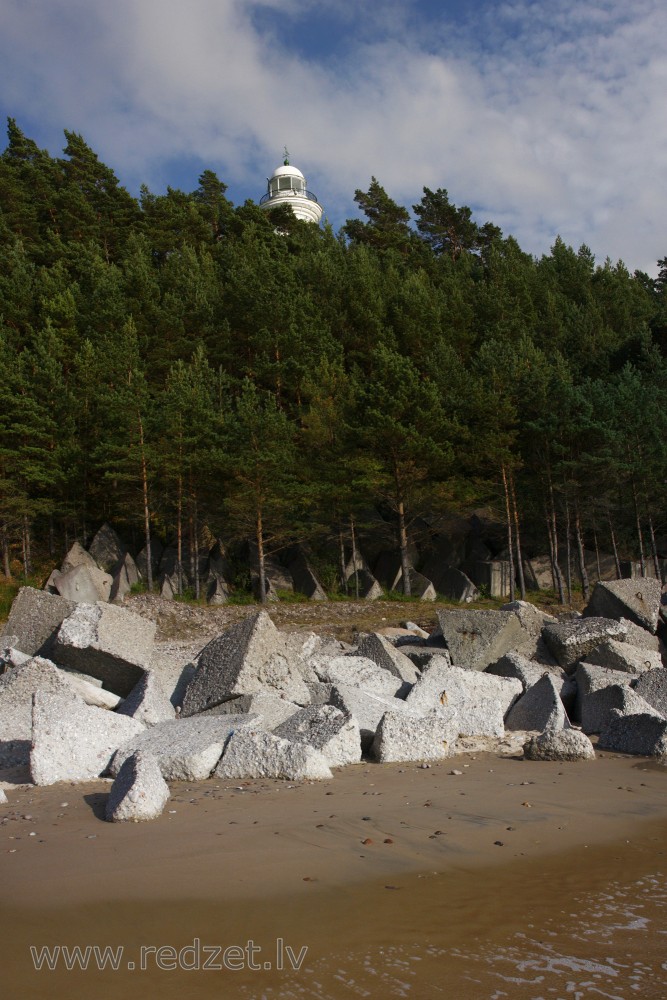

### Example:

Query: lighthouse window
xmin=279 ymin=177 xmax=292 ymax=190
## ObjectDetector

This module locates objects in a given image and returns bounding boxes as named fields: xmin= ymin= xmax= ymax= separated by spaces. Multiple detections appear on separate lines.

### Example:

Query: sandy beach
xmin=3 ymin=746 xmax=667 ymax=999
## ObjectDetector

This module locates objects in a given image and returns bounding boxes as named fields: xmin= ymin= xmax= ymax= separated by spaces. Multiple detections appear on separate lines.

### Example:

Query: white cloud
xmin=1 ymin=0 xmax=665 ymax=272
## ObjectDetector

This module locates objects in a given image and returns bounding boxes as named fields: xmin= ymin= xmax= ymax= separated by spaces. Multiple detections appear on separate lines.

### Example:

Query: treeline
xmin=1 ymin=119 xmax=667 ymax=600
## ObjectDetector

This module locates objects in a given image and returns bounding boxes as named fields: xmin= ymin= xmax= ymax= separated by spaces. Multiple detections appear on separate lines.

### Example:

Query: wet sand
xmin=2 ymin=750 xmax=667 ymax=998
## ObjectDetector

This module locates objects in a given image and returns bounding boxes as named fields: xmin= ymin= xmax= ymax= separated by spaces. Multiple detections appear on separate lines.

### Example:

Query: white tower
xmin=259 ymin=152 xmax=323 ymax=224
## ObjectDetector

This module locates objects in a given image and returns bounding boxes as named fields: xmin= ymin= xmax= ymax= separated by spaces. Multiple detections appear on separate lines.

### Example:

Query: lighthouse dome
xmin=259 ymin=159 xmax=323 ymax=224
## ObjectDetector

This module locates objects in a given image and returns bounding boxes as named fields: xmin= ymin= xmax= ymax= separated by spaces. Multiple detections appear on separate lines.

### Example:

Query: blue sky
xmin=1 ymin=0 xmax=665 ymax=273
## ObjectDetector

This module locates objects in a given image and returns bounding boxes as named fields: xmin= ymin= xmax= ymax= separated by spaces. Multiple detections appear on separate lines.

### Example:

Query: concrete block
xmin=581 ymin=684 xmax=661 ymax=735
xmin=31 ymin=689 xmax=144 ymax=785
xmin=355 ymin=633 xmax=420 ymax=684
xmin=584 ymin=578 xmax=662 ymax=634
xmin=436 ymin=609 xmax=526 ymax=671
xmin=181 ymin=612 xmax=311 ymax=716
xmin=5 ymin=587 xmax=76 ymax=658
xmin=524 ymin=729 xmax=595 ymax=761
xmin=105 ymin=751 xmax=170 ymax=823
xmin=215 ymin=728 xmax=333 ymax=781
xmin=371 ymin=708 xmax=458 ymax=763
xmin=111 ymin=714 xmax=259 ymax=780
xmin=598 ymin=708 xmax=667 ymax=756
xmin=542 ymin=617 xmax=627 ymax=672
xmin=52 ymin=602 xmax=155 ymax=697
xmin=115 ymin=671 xmax=176 ymax=726
xmin=273 ymin=704 xmax=361 ymax=766
xmin=505 ymin=674 xmax=570 ymax=732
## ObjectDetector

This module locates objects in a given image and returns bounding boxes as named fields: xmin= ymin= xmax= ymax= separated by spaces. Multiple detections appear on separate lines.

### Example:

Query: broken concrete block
xmin=313 ymin=655 xmax=407 ymax=699
xmin=215 ymin=728 xmax=333 ymax=781
xmin=199 ymin=691 xmax=300 ymax=731
xmin=619 ymin=618 xmax=661 ymax=651
xmin=181 ymin=612 xmax=311 ymax=716
xmin=371 ymin=708 xmax=458 ymax=763
xmin=583 ymin=639 xmax=661 ymax=674
xmin=5 ymin=587 xmax=76 ymax=658
xmin=52 ymin=602 xmax=156 ymax=697
xmin=634 ymin=669 xmax=667 ymax=717
xmin=0 ymin=788 xmax=7 ymax=804
xmin=436 ymin=609 xmax=526 ymax=672
xmin=581 ymin=684 xmax=662 ymax=735
xmin=523 ymin=729 xmax=595 ymax=761
xmin=105 ymin=751 xmax=170 ymax=823
xmin=598 ymin=708 xmax=667 ymax=756
xmin=434 ymin=567 xmax=479 ymax=603
xmin=404 ymin=658 xmax=522 ymax=717
xmin=584 ymin=578 xmax=662 ymax=634
xmin=453 ymin=697 xmax=506 ymax=738
xmin=206 ymin=575 xmax=229 ymax=605
xmin=110 ymin=552 xmax=141 ymax=603
xmin=61 ymin=541 xmax=100 ymax=574
xmin=355 ymin=633 xmax=420 ymax=685
xmin=52 ymin=564 xmax=113 ymax=603
xmin=505 ymin=674 xmax=570 ymax=732
xmin=31 ymin=689 xmax=144 ymax=785
xmin=573 ymin=662 xmax=635 ymax=722
xmin=273 ymin=704 xmax=361 ymax=767
xmin=56 ymin=668 xmax=122 ymax=709
xmin=486 ymin=651 xmax=576 ymax=712
xmin=288 ymin=551 xmax=327 ymax=601
xmin=115 ymin=671 xmax=176 ymax=726
xmin=329 ymin=684 xmax=410 ymax=751
xmin=542 ymin=617 xmax=627 ymax=672
xmin=147 ymin=642 xmax=199 ymax=708
xmin=111 ymin=714 xmax=259 ymax=780
xmin=400 ymin=645 xmax=451 ymax=672
xmin=88 ymin=523 xmax=127 ymax=573
xmin=0 ymin=657 xmax=73 ymax=741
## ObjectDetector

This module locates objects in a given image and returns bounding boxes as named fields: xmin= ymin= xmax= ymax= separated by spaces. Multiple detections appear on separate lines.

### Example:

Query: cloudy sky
xmin=2 ymin=0 xmax=665 ymax=273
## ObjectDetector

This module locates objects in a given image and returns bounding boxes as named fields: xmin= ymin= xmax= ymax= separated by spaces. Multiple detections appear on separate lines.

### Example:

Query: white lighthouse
xmin=259 ymin=151 xmax=323 ymax=224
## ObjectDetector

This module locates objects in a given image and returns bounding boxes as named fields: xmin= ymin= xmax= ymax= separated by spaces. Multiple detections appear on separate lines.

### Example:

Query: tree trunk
xmin=138 ymin=413 xmax=153 ymax=591
xmin=339 ymin=527 xmax=348 ymax=596
xmin=256 ymin=506 xmax=267 ymax=604
xmin=607 ymin=514 xmax=622 ymax=579
xmin=176 ymin=472 xmax=183 ymax=596
xmin=510 ymin=471 xmax=526 ymax=600
xmin=1 ymin=525 xmax=10 ymax=578
xmin=350 ymin=515 xmax=359 ymax=599
xmin=22 ymin=515 xmax=32 ymax=578
xmin=393 ymin=460 xmax=412 ymax=597
xmin=631 ymin=478 xmax=646 ymax=577
xmin=546 ymin=474 xmax=565 ymax=603
xmin=564 ymin=498 xmax=572 ymax=605
xmin=592 ymin=521 xmax=602 ymax=581
xmin=501 ymin=463 xmax=515 ymax=602
xmin=574 ymin=501 xmax=590 ymax=602
xmin=193 ymin=492 xmax=200 ymax=601
xmin=648 ymin=512 xmax=661 ymax=582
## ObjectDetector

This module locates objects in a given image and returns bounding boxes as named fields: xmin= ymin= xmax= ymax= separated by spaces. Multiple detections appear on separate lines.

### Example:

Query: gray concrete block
xmin=313 ymin=655 xmax=407 ymax=699
xmin=53 ymin=564 xmax=113 ymax=603
xmin=584 ymin=579 xmax=662 ymax=634
xmin=115 ymin=671 xmax=176 ymax=726
xmin=405 ymin=658 xmax=522 ymax=717
xmin=111 ymin=714 xmax=259 ymax=780
xmin=436 ymin=609 xmax=526 ymax=671
xmin=598 ymin=708 xmax=667 ymax=756
xmin=60 ymin=541 xmax=100 ymax=574
xmin=355 ymin=633 xmax=420 ymax=685
xmin=181 ymin=612 xmax=311 ymax=716
xmin=215 ymin=728 xmax=333 ymax=781
xmin=524 ymin=729 xmax=595 ymax=761
xmin=105 ymin=751 xmax=170 ymax=823
xmin=634 ymin=669 xmax=667 ymax=717
xmin=505 ymin=674 xmax=570 ymax=732
xmin=581 ymin=684 xmax=661 ymax=735
xmin=370 ymin=707 xmax=458 ymax=763
xmin=0 ymin=657 xmax=74 ymax=740
xmin=435 ymin=567 xmax=479 ymax=603
xmin=619 ymin=618 xmax=661 ymax=651
xmin=542 ymin=617 xmax=627 ymax=672
xmin=199 ymin=691 xmax=300 ymax=731
xmin=88 ymin=523 xmax=127 ymax=573
xmin=31 ymin=689 xmax=144 ymax=785
xmin=56 ymin=668 xmax=122 ymax=709
xmin=487 ymin=651 xmax=576 ymax=711
xmin=583 ymin=639 xmax=661 ymax=674
xmin=273 ymin=704 xmax=361 ymax=766
xmin=52 ymin=602 xmax=156 ymax=697
xmin=5 ymin=587 xmax=76 ymax=658
xmin=110 ymin=552 xmax=141 ymax=603
xmin=329 ymin=684 xmax=410 ymax=751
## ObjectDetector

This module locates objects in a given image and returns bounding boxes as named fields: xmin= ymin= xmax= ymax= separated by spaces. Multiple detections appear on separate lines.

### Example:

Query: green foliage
xmin=1 ymin=115 xmax=665 ymax=586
